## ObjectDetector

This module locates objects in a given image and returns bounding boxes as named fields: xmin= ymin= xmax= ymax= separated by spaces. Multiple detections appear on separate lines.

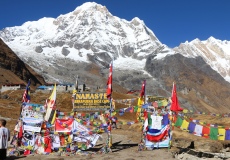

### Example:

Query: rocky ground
xmin=6 ymin=125 xmax=175 ymax=160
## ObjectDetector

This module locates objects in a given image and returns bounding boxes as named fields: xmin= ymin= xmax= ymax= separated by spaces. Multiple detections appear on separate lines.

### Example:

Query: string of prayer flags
xmin=113 ymin=98 xmax=136 ymax=105
xmin=182 ymin=109 xmax=230 ymax=118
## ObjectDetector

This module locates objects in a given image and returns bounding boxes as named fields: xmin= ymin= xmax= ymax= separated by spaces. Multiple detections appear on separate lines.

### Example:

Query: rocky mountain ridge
xmin=0 ymin=38 xmax=45 ymax=88
xmin=174 ymin=36 xmax=230 ymax=82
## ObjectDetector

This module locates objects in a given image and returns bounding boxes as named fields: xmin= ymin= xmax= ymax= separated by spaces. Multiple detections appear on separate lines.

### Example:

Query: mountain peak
xmin=206 ymin=36 xmax=218 ymax=43
xmin=0 ymin=1 xmax=163 ymax=80
xmin=131 ymin=17 xmax=144 ymax=26
xmin=73 ymin=2 xmax=108 ymax=14
xmin=74 ymin=2 xmax=99 ymax=10
xmin=190 ymin=38 xmax=201 ymax=44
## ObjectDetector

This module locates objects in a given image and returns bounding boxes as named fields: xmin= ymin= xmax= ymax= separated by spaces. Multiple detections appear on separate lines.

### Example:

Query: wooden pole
xmin=168 ymin=111 xmax=174 ymax=151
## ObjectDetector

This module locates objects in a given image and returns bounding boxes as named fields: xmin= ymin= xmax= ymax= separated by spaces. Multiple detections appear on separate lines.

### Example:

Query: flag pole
xmin=106 ymin=60 xmax=113 ymax=153
xmin=139 ymin=80 xmax=146 ymax=151
xmin=168 ymin=82 xmax=175 ymax=151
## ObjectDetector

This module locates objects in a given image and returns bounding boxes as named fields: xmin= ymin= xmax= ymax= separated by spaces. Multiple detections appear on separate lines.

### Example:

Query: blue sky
xmin=1 ymin=0 xmax=229 ymax=47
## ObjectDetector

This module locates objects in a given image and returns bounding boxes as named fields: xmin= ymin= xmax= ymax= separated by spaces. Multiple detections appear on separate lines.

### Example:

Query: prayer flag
xmin=188 ymin=122 xmax=196 ymax=133
xmin=202 ymin=126 xmax=210 ymax=138
xmin=22 ymin=79 xmax=31 ymax=103
xmin=225 ymin=130 xmax=230 ymax=140
xmin=210 ymin=127 xmax=218 ymax=140
xmin=162 ymin=114 xmax=169 ymax=125
xmin=139 ymin=80 xmax=146 ymax=98
xmin=174 ymin=117 xmax=183 ymax=127
xmin=55 ymin=118 xmax=74 ymax=132
xmin=170 ymin=83 xmax=183 ymax=112
xmin=137 ymin=97 xmax=144 ymax=106
xmin=194 ymin=124 xmax=203 ymax=136
xmin=218 ymin=128 xmax=226 ymax=140
xmin=44 ymin=84 xmax=57 ymax=124
xmin=181 ymin=120 xmax=189 ymax=130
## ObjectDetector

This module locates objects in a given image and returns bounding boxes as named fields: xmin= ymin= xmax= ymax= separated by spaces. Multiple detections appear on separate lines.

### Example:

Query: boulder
xmin=194 ymin=140 xmax=223 ymax=153
xmin=172 ymin=138 xmax=193 ymax=148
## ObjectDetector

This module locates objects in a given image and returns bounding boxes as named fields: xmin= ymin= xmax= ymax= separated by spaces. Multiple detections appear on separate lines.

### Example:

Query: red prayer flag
xmin=44 ymin=137 xmax=52 ymax=153
xmin=130 ymin=107 xmax=134 ymax=113
xmin=18 ymin=125 xmax=23 ymax=139
xmin=170 ymin=83 xmax=183 ymax=112
xmin=106 ymin=62 xmax=113 ymax=99
xmin=139 ymin=80 xmax=146 ymax=98
xmin=55 ymin=118 xmax=74 ymax=133
xmin=202 ymin=126 xmax=210 ymax=138
xmin=60 ymin=136 xmax=65 ymax=146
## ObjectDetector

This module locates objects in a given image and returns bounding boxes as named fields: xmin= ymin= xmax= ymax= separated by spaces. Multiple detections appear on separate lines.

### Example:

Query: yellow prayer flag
xmin=161 ymin=99 xmax=168 ymax=106
xmin=67 ymin=135 xmax=72 ymax=143
xmin=137 ymin=97 xmax=144 ymax=106
xmin=200 ymin=122 xmax=204 ymax=125
xmin=218 ymin=128 xmax=226 ymax=140
xmin=181 ymin=120 xmax=189 ymax=130
xmin=137 ymin=108 xmax=141 ymax=113
xmin=183 ymin=109 xmax=188 ymax=113
xmin=44 ymin=84 xmax=57 ymax=124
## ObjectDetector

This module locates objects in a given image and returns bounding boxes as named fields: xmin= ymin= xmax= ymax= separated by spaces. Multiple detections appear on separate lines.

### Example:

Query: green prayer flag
xmin=148 ymin=113 xmax=152 ymax=126
xmin=174 ymin=117 xmax=183 ymax=127
xmin=210 ymin=127 xmax=218 ymax=140
xmin=81 ymin=143 xmax=87 ymax=150
xmin=157 ymin=101 xmax=163 ymax=106
xmin=134 ymin=106 xmax=138 ymax=112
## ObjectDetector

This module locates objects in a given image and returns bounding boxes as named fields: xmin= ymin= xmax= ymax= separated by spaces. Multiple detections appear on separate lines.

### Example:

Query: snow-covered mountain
xmin=174 ymin=37 xmax=230 ymax=82
xmin=1 ymin=2 xmax=229 ymax=84
xmin=0 ymin=2 xmax=173 ymax=75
